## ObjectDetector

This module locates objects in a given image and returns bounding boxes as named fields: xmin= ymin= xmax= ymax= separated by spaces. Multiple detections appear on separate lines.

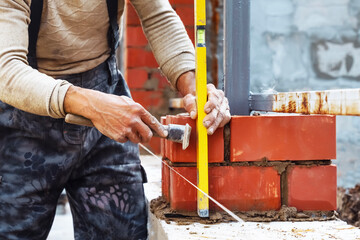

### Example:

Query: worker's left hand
xmin=177 ymin=71 xmax=231 ymax=135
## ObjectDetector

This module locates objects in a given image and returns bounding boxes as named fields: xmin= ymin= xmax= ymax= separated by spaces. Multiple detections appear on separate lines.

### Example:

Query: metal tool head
xmin=167 ymin=123 xmax=192 ymax=150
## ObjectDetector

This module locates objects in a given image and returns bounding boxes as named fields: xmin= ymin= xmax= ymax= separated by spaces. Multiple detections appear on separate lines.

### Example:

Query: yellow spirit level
xmin=195 ymin=0 xmax=209 ymax=218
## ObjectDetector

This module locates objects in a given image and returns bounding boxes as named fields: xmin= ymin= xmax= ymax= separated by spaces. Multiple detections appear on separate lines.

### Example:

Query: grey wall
xmin=250 ymin=0 xmax=360 ymax=188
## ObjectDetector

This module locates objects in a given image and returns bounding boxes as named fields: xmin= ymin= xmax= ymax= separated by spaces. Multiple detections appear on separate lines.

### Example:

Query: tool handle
xmin=65 ymin=114 xmax=94 ymax=127
xmin=65 ymin=114 xmax=162 ymax=137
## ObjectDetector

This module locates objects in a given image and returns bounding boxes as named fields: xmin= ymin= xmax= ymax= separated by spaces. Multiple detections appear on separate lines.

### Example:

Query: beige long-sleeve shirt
xmin=0 ymin=0 xmax=195 ymax=118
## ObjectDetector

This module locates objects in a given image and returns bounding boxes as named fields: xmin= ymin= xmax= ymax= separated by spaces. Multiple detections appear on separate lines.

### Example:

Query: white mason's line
xmin=139 ymin=143 xmax=244 ymax=223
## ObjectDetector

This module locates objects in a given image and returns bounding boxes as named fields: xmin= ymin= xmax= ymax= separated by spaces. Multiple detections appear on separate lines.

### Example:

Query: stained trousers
xmin=0 ymin=58 xmax=148 ymax=240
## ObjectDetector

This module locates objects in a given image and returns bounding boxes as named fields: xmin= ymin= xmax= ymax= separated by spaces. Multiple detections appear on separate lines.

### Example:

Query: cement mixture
xmin=150 ymin=196 xmax=335 ymax=225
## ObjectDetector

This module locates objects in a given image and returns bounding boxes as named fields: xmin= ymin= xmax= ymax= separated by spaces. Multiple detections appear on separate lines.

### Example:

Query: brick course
xmin=169 ymin=166 xmax=281 ymax=212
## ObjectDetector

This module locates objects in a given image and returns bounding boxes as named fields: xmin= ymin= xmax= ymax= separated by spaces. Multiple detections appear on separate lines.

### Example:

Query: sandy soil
xmin=338 ymin=184 xmax=360 ymax=227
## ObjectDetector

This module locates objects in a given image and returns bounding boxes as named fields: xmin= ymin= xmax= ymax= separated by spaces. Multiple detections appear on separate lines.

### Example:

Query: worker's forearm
xmin=176 ymin=70 xmax=196 ymax=96
xmin=63 ymin=86 xmax=98 ymax=118
xmin=64 ymin=85 xmax=167 ymax=142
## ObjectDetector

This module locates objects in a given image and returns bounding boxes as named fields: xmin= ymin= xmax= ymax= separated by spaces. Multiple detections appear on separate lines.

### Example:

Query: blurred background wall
xmin=250 ymin=0 xmax=360 ymax=188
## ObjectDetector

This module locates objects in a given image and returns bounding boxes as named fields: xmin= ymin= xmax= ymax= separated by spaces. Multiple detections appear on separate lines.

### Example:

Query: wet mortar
xmin=150 ymin=196 xmax=335 ymax=225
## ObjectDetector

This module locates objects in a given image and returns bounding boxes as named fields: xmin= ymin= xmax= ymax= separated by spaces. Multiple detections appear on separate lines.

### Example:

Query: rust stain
xmin=287 ymin=100 xmax=296 ymax=113
xmin=315 ymin=92 xmax=322 ymax=114
xmin=285 ymin=94 xmax=296 ymax=113
xmin=340 ymin=91 xmax=343 ymax=114
xmin=316 ymin=92 xmax=330 ymax=114
xmin=301 ymin=94 xmax=310 ymax=114
xmin=281 ymin=104 xmax=286 ymax=112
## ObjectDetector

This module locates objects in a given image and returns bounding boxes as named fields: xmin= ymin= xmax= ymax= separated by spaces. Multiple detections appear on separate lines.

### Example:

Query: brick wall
xmin=250 ymin=0 xmax=360 ymax=92
xmin=161 ymin=115 xmax=337 ymax=214
xmin=124 ymin=0 xmax=195 ymax=153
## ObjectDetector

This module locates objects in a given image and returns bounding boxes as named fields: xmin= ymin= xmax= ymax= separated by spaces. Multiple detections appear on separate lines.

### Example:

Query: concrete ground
xmin=48 ymin=155 xmax=360 ymax=240
xmin=47 ymin=204 xmax=73 ymax=240
xmin=143 ymin=155 xmax=360 ymax=240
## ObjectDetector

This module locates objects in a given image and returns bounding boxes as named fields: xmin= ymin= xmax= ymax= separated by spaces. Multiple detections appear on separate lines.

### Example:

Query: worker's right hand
xmin=176 ymin=71 xmax=231 ymax=135
xmin=64 ymin=86 xmax=168 ymax=143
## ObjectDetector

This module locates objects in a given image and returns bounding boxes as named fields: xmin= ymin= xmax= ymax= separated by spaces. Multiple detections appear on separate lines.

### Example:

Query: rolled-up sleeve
xmin=0 ymin=0 xmax=72 ymax=118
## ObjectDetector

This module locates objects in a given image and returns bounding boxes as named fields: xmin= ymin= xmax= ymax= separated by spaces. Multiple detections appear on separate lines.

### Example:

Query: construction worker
xmin=0 ymin=0 xmax=230 ymax=239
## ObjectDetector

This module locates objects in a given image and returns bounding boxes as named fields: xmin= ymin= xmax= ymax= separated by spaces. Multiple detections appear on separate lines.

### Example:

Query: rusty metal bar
xmin=250 ymin=88 xmax=360 ymax=116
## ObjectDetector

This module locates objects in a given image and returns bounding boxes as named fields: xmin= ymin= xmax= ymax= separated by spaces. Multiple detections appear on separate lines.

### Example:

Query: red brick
xmin=230 ymin=115 xmax=336 ymax=162
xmin=164 ymin=116 xmax=171 ymax=160
xmin=127 ymin=48 xmax=158 ymax=68
xmin=166 ymin=115 xmax=224 ymax=163
xmin=169 ymin=0 xmax=194 ymax=5
xmin=150 ymin=71 xmax=171 ymax=89
xmin=140 ymin=137 xmax=161 ymax=155
xmin=160 ymin=116 xmax=167 ymax=158
xmin=131 ymin=90 xmax=164 ymax=111
xmin=148 ymin=137 xmax=161 ymax=155
xmin=126 ymin=3 xmax=140 ymax=26
xmin=126 ymin=26 xmax=148 ymax=47
xmin=174 ymin=6 xmax=194 ymax=26
xmin=169 ymin=166 xmax=196 ymax=211
xmin=162 ymin=160 xmax=171 ymax=201
xmin=170 ymin=166 xmax=281 ymax=212
xmin=185 ymin=26 xmax=195 ymax=45
xmin=286 ymin=165 xmax=337 ymax=211
xmin=212 ymin=166 xmax=281 ymax=211
xmin=126 ymin=68 xmax=148 ymax=89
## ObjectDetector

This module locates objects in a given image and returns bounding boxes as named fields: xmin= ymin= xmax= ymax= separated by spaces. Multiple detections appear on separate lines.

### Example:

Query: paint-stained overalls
xmin=0 ymin=0 xmax=148 ymax=239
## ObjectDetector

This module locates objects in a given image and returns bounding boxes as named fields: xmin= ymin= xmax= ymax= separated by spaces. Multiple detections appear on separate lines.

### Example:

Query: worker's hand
xmin=177 ymin=71 xmax=231 ymax=135
xmin=64 ymin=86 xmax=168 ymax=143
xmin=183 ymin=84 xmax=231 ymax=135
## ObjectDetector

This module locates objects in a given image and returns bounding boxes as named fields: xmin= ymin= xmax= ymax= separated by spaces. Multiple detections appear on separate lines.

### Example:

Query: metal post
xmin=224 ymin=0 xmax=250 ymax=115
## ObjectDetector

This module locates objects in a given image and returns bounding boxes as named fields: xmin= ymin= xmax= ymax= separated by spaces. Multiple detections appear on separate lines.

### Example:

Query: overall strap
xmin=105 ymin=0 xmax=121 ymax=86
xmin=27 ymin=0 xmax=120 ymax=69
xmin=27 ymin=0 xmax=44 ymax=69
xmin=106 ymin=0 xmax=120 ymax=54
